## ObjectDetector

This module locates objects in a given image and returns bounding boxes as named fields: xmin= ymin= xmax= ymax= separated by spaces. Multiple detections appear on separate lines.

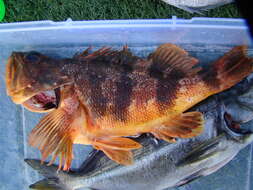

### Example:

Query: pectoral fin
xmin=29 ymin=108 xmax=74 ymax=171
xmin=152 ymin=111 xmax=204 ymax=142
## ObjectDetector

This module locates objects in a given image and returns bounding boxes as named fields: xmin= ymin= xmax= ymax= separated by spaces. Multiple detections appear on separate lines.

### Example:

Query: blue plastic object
xmin=0 ymin=17 xmax=252 ymax=190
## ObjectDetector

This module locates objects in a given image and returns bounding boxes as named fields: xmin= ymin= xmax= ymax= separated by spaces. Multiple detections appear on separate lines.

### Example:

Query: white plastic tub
xmin=0 ymin=17 xmax=252 ymax=190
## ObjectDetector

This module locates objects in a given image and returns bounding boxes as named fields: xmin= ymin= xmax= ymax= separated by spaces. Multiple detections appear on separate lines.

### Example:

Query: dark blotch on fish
xmin=149 ymin=63 xmax=185 ymax=110
xmin=88 ymin=70 xmax=108 ymax=117
xmin=113 ymin=74 xmax=133 ymax=121
xmin=200 ymin=68 xmax=220 ymax=90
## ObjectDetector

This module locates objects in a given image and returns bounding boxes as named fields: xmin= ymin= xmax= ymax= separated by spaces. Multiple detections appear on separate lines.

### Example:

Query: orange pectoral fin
xmin=29 ymin=108 xmax=74 ymax=171
xmin=152 ymin=111 xmax=204 ymax=142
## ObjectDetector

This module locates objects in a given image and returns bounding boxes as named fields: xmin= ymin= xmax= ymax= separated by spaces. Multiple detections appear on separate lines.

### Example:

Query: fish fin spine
xmin=73 ymin=46 xmax=92 ymax=59
xmin=152 ymin=111 xmax=204 ymax=142
xmin=75 ymin=46 xmax=138 ymax=65
xmin=29 ymin=108 xmax=75 ymax=171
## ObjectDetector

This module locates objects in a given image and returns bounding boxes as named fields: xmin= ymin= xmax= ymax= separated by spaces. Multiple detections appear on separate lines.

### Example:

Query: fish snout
xmin=5 ymin=52 xmax=35 ymax=104
xmin=5 ymin=52 xmax=62 ymax=112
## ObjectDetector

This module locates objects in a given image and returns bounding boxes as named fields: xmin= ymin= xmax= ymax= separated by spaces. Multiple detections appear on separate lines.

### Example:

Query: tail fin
xmin=202 ymin=46 xmax=253 ymax=93
xmin=25 ymin=159 xmax=72 ymax=190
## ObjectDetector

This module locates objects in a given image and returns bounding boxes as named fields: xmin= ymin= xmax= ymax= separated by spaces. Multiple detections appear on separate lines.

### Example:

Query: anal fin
xmin=96 ymin=146 xmax=134 ymax=165
xmin=152 ymin=111 xmax=204 ymax=142
xmin=93 ymin=137 xmax=142 ymax=165
xmin=94 ymin=137 xmax=142 ymax=150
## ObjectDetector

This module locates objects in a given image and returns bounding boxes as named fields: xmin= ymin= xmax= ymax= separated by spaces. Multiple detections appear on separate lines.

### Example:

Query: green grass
xmin=1 ymin=0 xmax=241 ymax=23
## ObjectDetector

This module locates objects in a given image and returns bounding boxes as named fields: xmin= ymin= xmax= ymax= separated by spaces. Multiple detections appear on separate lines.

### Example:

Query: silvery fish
xmin=161 ymin=0 xmax=234 ymax=13
xmin=26 ymin=75 xmax=253 ymax=190
xmin=5 ymin=44 xmax=253 ymax=171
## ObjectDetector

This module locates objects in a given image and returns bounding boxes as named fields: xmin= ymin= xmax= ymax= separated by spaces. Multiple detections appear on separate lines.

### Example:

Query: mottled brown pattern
xmin=23 ymin=52 xmax=71 ymax=87
xmin=73 ymin=48 xmax=142 ymax=122
xmin=112 ymin=74 xmax=134 ymax=121
xmin=200 ymin=68 xmax=220 ymax=91
xmin=72 ymin=45 xmax=200 ymax=124
xmin=148 ymin=58 xmax=186 ymax=112
xmin=130 ymin=76 xmax=157 ymax=109
xmin=87 ymin=69 xmax=108 ymax=117
xmin=129 ymin=60 xmax=157 ymax=108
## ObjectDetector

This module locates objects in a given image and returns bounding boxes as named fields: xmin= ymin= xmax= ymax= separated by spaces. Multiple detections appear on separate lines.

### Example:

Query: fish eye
xmin=224 ymin=112 xmax=250 ymax=137
xmin=25 ymin=52 xmax=41 ymax=63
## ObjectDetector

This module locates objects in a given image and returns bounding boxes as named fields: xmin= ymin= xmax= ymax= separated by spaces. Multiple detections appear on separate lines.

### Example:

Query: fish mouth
xmin=6 ymin=52 xmax=37 ymax=103
xmin=22 ymin=88 xmax=60 ymax=112
xmin=224 ymin=112 xmax=251 ymax=137
xmin=6 ymin=52 xmax=61 ymax=112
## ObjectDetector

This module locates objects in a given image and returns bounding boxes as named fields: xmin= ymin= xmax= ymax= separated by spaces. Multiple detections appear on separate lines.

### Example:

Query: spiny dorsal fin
xmin=29 ymin=109 xmax=74 ymax=171
xmin=150 ymin=43 xmax=201 ymax=76
xmin=85 ymin=47 xmax=117 ymax=59
xmin=75 ymin=46 xmax=139 ymax=66
xmin=73 ymin=47 xmax=92 ymax=59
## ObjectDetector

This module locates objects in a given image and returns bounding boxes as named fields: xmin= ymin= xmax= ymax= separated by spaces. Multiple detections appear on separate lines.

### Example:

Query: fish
xmin=5 ymin=44 xmax=253 ymax=170
xmin=161 ymin=0 xmax=234 ymax=13
xmin=25 ymin=75 xmax=253 ymax=190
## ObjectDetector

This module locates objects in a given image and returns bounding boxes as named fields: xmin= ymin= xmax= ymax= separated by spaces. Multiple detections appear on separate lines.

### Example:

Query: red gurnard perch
xmin=5 ymin=44 xmax=253 ymax=170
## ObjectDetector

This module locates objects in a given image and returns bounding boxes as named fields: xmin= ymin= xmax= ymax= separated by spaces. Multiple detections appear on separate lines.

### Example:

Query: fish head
xmin=223 ymin=112 xmax=253 ymax=148
xmin=215 ymin=76 xmax=253 ymax=146
xmin=204 ymin=113 xmax=253 ymax=174
xmin=6 ymin=51 xmax=72 ymax=112
xmin=174 ymin=111 xmax=253 ymax=188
